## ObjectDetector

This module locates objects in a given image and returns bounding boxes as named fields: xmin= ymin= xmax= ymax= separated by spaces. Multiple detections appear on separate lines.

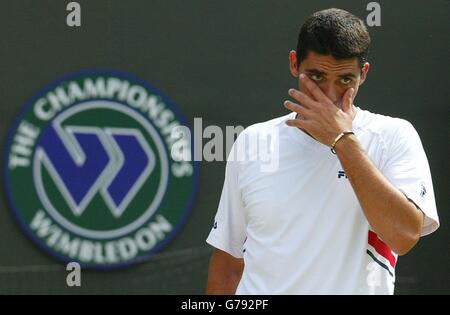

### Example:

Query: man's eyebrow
xmin=304 ymin=69 xmax=358 ymax=78
xmin=338 ymin=72 xmax=357 ymax=78
xmin=305 ymin=69 xmax=327 ymax=76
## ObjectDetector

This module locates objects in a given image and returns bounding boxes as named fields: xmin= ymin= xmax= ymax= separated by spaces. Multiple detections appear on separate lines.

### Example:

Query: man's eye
xmin=310 ymin=74 xmax=323 ymax=82
xmin=340 ymin=77 xmax=353 ymax=85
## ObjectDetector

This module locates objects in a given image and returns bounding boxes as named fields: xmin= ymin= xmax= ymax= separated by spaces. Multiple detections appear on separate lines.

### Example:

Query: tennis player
xmin=206 ymin=8 xmax=439 ymax=294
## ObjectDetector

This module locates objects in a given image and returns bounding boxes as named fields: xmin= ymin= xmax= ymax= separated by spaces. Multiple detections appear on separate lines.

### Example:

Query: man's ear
xmin=289 ymin=50 xmax=300 ymax=77
xmin=359 ymin=62 xmax=370 ymax=85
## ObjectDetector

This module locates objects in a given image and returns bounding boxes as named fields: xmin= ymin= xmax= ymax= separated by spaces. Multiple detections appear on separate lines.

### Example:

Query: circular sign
xmin=4 ymin=70 xmax=199 ymax=269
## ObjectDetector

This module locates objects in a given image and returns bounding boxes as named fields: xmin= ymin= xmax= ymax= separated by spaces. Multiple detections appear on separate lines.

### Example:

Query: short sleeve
xmin=381 ymin=120 xmax=439 ymax=236
xmin=206 ymin=143 xmax=247 ymax=258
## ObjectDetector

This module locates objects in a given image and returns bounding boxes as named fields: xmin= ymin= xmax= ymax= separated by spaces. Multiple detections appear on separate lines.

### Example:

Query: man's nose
xmin=321 ymin=84 xmax=340 ymax=104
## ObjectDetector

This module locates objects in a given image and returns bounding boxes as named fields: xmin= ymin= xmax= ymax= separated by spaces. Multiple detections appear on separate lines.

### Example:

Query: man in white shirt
xmin=206 ymin=8 xmax=439 ymax=294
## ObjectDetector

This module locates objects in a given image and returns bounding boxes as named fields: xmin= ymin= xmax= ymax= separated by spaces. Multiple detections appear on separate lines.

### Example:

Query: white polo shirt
xmin=206 ymin=107 xmax=439 ymax=295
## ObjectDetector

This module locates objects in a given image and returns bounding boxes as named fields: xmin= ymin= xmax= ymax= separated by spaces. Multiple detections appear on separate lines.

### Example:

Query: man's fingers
xmin=286 ymin=118 xmax=311 ymax=130
xmin=299 ymin=74 xmax=328 ymax=103
xmin=288 ymin=89 xmax=317 ymax=109
xmin=284 ymin=100 xmax=309 ymax=118
xmin=342 ymin=87 xmax=355 ymax=113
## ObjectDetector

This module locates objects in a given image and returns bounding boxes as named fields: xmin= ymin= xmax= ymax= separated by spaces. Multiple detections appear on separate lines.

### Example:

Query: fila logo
xmin=420 ymin=183 xmax=427 ymax=198
xmin=338 ymin=170 xmax=348 ymax=179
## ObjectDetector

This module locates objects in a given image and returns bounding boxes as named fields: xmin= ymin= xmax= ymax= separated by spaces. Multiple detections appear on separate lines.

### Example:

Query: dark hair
xmin=296 ymin=8 xmax=370 ymax=68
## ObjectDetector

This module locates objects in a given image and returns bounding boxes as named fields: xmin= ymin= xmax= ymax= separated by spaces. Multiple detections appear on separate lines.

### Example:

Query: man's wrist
xmin=330 ymin=131 xmax=355 ymax=154
xmin=333 ymin=133 xmax=358 ymax=154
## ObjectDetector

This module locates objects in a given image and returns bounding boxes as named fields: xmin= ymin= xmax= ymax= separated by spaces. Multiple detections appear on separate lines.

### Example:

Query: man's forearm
xmin=334 ymin=134 xmax=424 ymax=255
xmin=206 ymin=250 xmax=244 ymax=294
xmin=207 ymin=271 xmax=242 ymax=295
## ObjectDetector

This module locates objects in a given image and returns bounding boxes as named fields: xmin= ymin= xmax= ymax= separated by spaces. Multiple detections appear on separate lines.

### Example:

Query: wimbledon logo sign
xmin=4 ymin=70 xmax=199 ymax=268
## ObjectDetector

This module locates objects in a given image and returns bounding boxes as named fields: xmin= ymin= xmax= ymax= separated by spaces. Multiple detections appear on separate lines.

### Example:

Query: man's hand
xmin=284 ymin=73 xmax=355 ymax=146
